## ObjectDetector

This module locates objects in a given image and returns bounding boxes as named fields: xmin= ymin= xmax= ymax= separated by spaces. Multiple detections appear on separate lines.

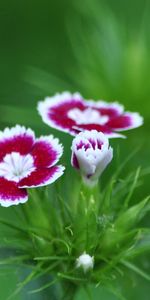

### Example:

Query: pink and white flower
xmin=0 ymin=125 xmax=65 ymax=207
xmin=71 ymin=130 xmax=113 ymax=186
xmin=37 ymin=91 xmax=143 ymax=138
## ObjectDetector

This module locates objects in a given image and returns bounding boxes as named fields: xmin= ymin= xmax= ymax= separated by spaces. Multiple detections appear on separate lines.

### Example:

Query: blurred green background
xmin=0 ymin=0 xmax=150 ymax=299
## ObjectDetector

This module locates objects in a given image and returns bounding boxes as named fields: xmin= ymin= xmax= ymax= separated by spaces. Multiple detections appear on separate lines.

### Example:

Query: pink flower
xmin=71 ymin=130 xmax=113 ymax=186
xmin=0 ymin=125 xmax=65 ymax=207
xmin=37 ymin=92 xmax=143 ymax=138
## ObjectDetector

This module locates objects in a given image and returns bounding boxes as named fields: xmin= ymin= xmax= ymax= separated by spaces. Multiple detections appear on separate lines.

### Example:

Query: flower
xmin=0 ymin=125 xmax=65 ymax=207
xmin=71 ymin=130 xmax=113 ymax=186
xmin=76 ymin=252 xmax=94 ymax=272
xmin=37 ymin=91 xmax=143 ymax=138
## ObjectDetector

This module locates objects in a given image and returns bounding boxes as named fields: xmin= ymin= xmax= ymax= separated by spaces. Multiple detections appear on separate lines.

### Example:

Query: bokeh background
xmin=0 ymin=0 xmax=149 ymax=299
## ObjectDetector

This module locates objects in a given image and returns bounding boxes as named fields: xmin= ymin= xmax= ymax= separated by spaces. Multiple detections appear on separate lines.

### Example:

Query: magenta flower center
xmin=68 ymin=108 xmax=109 ymax=125
xmin=0 ymin=152 xmax=35 ymax=183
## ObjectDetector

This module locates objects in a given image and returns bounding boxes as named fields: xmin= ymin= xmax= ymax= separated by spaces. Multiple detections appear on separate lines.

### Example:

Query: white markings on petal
xmin=19 ymin=165 xmax=65 ymax=188
xmin=37 ymin=91 xmax=83 ymax=129
xmin=87 ymin=100 xmax=124 ymax=114
xmin=37 ymin=91 xmax=143 ymax=137
xmin=71 ymin=130 xmax=113 ymax=186
xmin=0 ymin=152 xmax=35 ymax=182
xmin=115 ymin=112 xmax=144 ymax=131
xmin=68 ymin=108 xmax=109 ymax=125
xmin=38 ymin=91 xmax=83 ymax=111
xmin=0 ymin=124 xmax=35 ymax=142
xmin=34 ymin=135 xmax=63 ymax=166
xmin=0 ymin=177 xmax=28 ymax=207
xmin=0 ymin=195 xmax=28 ymax=207
xmin=0 ymin=124 xmax=65 ymax=207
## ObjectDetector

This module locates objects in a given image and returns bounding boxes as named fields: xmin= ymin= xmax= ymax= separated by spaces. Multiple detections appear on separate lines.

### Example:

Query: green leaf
xmin=28 ymin=278 xmax=58 ymax=294
xmin=115 ymin=196 xmax=150 ymax=230
xmin=121 ymin=260 xmax=150 ymax=281
xmin=0 ymin=104 xmax=40 ymax=127
xmin=23 ymin=66 xmax=72 ymax=93
xmin=124 ymin=230 xmax=150 ymax=258
xmin=7 ymin=263 xmax=43 ymax=300
xmin=100 ymin=197 xmax=150 ymax=252
xmin=123 ymin=167 xmax=141 ymax=208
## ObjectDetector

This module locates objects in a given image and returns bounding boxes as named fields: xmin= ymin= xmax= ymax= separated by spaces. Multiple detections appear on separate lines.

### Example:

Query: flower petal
xmin=31 ymin=135 xmax=63 ymax=168
xmin=38 ymin=92 xmax=143 ymax=138
xmin=71 ymin=153 xmax=80 ymax=169
xmin=19 ymin=166 xmax=65 ymax=188
xmin=106 ymin=112 xmax=144 ymax=131
xmin=88 ymin=100 xmax=124 ymax=117
xmin=71 ymin=130 xmax=113 ymax=187
xmin=0 ymin=177 xmax=28 ymax=207
xmin=37 ymin=91 xmax=85 ymax=135
xmin=75 ymin=124 xmax=125 ymax=138
xmin=0 ymin=125 xmax=35 ymax=162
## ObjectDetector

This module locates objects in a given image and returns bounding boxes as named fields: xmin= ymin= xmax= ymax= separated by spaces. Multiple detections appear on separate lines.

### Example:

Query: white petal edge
xmin=0 ymin=194 xmax=28 ymax=207
xmin=38 ymin=91 xmax=83 ymax=110
xmin=71 ymin=130 xmax=113 ymax=179
xmin=0 ymin=124 xmax=35 ymax=142
xmin=86 ymin=100 xmax=124 ymax=114
xmin=71 ymin=130 xmax=109 ymax=151
xmin=34 ymin=135 xmax=64 ymax=167
xmin=105 ymin=132 xmax=126 ymax=139
xmin=115 ymin=112 xmax=144 ymax=132
xmin=37 ymin=91 xmax=84 ymax=136
xmin=75 ymin=127 xmax=126 ymax=139
xmin=19 ymin=165 xmax=65 ymax=188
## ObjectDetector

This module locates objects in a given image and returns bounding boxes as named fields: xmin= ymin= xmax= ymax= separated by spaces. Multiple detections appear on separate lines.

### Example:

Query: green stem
xmin=23 ymin=189 xmax=50 ymax=230
xmin=61 ymin=281 xmax=78 ymax=300
xmin=74 ymin=182 xmax=100 ymax=253
xmin=81 ymin=182 xmax=100 ymax=213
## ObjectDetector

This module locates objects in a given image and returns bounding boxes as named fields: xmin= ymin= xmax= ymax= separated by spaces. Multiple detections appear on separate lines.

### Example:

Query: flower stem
xmin=61 ymin=281 xmax=77 ymax=300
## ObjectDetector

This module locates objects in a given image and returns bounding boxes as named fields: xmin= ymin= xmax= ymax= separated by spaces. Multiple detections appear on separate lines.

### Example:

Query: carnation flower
xmin=0 ymin=125 xmax=65 ymax=207
xmin=71 ymin=130 xmax=113 ymax=186
xmin=37 ymin=91 xmax=143 ymax=138
xmin=76 ymin=252 xmax=94 ymax=273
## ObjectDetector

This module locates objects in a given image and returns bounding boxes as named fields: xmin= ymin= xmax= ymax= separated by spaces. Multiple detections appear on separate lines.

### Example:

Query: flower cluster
xmin=0 ymin=90 xmax=147 ymax=300
xmin=0 ymin=91 xmax=143 ymax=207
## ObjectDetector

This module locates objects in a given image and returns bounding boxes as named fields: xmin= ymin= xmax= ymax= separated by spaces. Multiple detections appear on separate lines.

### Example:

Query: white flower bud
xmin=76 ymin=252 xmax=94 ymax=273
xmin=71 ymin=130 xmax=113 ymax=187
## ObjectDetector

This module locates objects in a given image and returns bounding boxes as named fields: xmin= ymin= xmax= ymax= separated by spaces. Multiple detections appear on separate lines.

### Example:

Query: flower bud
xmin=76 ymin=252 xmax=94 ymax=273
xmin=71 ymin=130 xmax=113 ymax=187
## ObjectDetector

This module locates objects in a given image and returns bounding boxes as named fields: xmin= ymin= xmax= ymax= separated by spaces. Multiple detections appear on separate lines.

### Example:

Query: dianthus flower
xmin=71 ymin=130 xmax=113 ymax=186
xmin=0 ymin=125 xmax=64 ymax=207
xmin=38 ymin=92 xmax=143 ymax=138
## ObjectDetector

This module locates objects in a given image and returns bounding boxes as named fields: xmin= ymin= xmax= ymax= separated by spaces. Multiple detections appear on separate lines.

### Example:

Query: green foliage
xmin=0 ymin=151 xmax=149 ymax=300
xmin=0 ymin=0 xmax=150 ymax=299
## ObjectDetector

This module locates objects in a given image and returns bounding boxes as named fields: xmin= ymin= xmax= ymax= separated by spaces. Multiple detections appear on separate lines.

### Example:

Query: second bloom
xmin=71 ymin=130 xmax=113 ymax=187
